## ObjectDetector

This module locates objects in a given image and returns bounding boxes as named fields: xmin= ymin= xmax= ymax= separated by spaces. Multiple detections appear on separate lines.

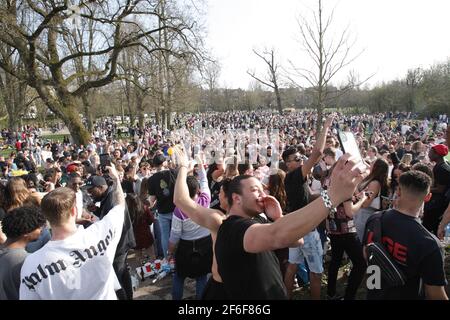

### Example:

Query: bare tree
xmin=247 ymin=49 xmax=283 ymax=113
xmin=289 ymin=0 xmax=366 ymax=131
xmin=203 ymin=61 xmax=220 ymax=110
xmin=405 ymin=68 xmax=423 ymax=112
xmin=0 ymin=42 xmax=38 ymax=132
xmin=0 ymin=0 xmax=203 ymax=145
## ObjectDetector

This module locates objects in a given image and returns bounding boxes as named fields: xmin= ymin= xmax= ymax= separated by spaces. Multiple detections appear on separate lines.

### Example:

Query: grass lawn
xmin=0 ymin=133 xmax=69 ymax=158
xmin=41 ymin=134 xmax=69 ymax=142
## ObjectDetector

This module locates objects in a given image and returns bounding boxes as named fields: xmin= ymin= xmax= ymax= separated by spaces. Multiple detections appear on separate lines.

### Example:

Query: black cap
xmin=85 ymin=175 xmax=107 ymax=189
xmin=153 ymin=154 xmax=166 ymax=166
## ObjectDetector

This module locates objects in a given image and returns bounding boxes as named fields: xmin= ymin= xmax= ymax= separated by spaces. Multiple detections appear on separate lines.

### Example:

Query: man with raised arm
xmin=283 ymin=116 xmax=333 ymax=299
xmin=20 ymin=166 xmax=126 ymax=300
xmin=214 ymin=154 xmax=366 ymax=299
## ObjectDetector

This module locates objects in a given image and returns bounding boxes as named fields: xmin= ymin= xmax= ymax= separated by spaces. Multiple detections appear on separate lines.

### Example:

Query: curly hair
xmin=1 ymin=206 xmax=46 ymax=239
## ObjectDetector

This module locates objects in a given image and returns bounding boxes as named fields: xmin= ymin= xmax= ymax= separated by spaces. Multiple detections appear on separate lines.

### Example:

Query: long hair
xmin=4 ymin=177 xmax=31 ymax=212
xmin=139 ymin=177 xmax=150 ymax=205
xmin=268 ymin=170 xmax=287 ymax=212
xmin=207 ymin=162 xmax=219 ymax=184
xmin=126 ymin=193 xmax=145 ymax=223
xmin=360 ymin=158 xmax=389 ymax=195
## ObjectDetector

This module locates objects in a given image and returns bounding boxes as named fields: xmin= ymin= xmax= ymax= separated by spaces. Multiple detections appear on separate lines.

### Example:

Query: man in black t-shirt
xmin=423 ymin=144 xmax=450 ymax=235
xmin=215 ymin=153 xmax=363 ymax=300
xmin=86 ymin=175 xmax=136 ymax=300
xmin=282 ymin=117 xmax=332 ymax=299
xmin=148 ymin=154 xmax=177 ymax=258
xmin=363 ymin=171 xmax=448 ymax=300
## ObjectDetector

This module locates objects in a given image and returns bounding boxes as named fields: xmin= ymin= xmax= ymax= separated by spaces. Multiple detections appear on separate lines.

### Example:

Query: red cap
xmin=66 ymin=163 xmax=78 ymax=174
xmin=431 ymin=144 xmax=448 ymax=157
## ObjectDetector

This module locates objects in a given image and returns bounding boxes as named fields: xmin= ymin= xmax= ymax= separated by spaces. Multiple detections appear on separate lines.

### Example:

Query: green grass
xmin=41 ymin=134 xmax=69 ymax=142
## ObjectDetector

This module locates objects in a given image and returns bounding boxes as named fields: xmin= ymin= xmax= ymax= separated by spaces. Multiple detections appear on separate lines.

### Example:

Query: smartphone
xmin=337 ymin=130 xmax=367 ymax=172
xmin=99 ymin=154 xmax=112 ymax=174
xmin=100 ymin=154 xmax=112 ymax=167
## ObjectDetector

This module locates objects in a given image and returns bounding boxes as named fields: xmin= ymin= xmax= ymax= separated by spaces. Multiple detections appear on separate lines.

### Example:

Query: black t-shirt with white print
xmin=363 ymin=209 xmax=447 ymax=300
xmin=148 ymin=169 xmax=177 ymax=214
xmin=215 ymin=215 xmax=287 ymax=300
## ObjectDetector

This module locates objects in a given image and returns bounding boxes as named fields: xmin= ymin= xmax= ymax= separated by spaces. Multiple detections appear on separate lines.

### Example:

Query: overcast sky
xmin=205 ymin=0 xmax=450 ymax=89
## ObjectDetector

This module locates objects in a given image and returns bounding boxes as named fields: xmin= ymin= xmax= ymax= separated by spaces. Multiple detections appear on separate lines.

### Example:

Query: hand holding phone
xmin=337 ymin=130 xmax=368 ymax=173
xmin=99 ymin=154 xmax=112 ymax=174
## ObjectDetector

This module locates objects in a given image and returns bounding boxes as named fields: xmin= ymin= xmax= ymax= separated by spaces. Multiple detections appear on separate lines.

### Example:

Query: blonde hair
xmin=23 ymin=192 xmax=43 ymax=208
xmin=41 ymin=187 xmax=76 ymax=226
xmin=401 ymin=153 xmax=413 ymax=166
xmin=4 ymin=177 xmax=31 ymax=211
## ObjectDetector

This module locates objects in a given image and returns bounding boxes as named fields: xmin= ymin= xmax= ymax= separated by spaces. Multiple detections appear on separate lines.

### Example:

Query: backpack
xmin=365 ymin=211 xmax=407 ymax=288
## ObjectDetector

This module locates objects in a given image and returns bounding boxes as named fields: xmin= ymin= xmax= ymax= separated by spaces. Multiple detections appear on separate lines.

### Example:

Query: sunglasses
xmin=288 ymin=156 xmax=302 ymax=163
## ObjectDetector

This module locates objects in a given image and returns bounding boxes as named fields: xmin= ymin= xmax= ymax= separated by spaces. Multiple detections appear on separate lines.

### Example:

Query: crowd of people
xmin=0 ymin=110 xmax=449 ymax=300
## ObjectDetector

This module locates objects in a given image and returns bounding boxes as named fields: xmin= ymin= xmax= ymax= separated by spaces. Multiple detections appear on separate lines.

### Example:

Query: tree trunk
xmin=137 ymin=99 xmax=145 ymax=129
xmin=155 ymin=108 xmax=160 ymax=126
xmin=81 ymin=93 xmax=94 ymax=133
xmin=35 ymin=85 xmax=91 ymax=145
xmin=64 ymin=108 xmax=91 ymax=146
xmin=274 ymin=86 xmax=282 ymax=113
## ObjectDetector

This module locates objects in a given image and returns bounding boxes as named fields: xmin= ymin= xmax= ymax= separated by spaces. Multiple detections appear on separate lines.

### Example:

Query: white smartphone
xmin=337 ymin=130 xmax=367 ymax=172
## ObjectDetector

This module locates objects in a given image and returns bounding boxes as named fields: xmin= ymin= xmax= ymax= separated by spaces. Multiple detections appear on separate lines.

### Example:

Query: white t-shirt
xmin=76 ymin=190 xmax=84 ymax=219
xmin=19 ymin=205 xmax=125 ymax=300
xmin=335 ymin=148 xmax=344 ymax=160
xmin=41 ymin=150 xmax=53 ymax=162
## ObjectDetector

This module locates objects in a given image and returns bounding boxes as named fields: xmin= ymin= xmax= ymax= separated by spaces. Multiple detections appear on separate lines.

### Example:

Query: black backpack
xmin=365 ymin=211 xmax=407 ymax=288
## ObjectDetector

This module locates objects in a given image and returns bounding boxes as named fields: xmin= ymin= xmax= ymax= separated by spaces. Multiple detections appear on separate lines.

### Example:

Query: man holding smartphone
xmin=282 ymin=116 xmax=333 ymax=300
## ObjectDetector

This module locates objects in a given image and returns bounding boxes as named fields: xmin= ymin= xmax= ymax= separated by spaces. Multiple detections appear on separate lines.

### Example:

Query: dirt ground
xmin=128 ymin=247 xmax=450 ymax=300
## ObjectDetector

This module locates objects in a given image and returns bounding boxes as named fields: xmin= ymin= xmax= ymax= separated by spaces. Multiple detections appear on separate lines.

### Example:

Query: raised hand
xmin=328 ymin=154 xmax=368 ymax=206
xmin=171 ymin=145 xmax=189 ymax=168
xmin=324 ymin=115 xmax=334 ymax=128
xmin=262 ymin=195 xmax=283 ymax=222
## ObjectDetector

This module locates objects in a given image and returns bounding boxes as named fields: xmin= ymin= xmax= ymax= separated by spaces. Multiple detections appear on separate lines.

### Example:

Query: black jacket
xmin=94 ymin=187 xmax=136 ymax=258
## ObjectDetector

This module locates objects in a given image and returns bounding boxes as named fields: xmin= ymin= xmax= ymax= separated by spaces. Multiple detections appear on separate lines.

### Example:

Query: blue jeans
xmin=153 ymin=219 xmax=164 ymax=259
xmin=157 ymin=212 xmax=173 ymax=258
xmin=172 ymin=273 xmax=207 ymax=300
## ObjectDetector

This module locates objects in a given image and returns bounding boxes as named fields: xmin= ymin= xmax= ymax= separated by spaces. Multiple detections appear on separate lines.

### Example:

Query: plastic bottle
xmin=169 ymin=257 xmax=176 ymax=272
xmin=444 ymin=224 xmax=450 ymax=247
xmin=131 ymin=273 xmax=140 ymax=291
xmin=152 ymin=271 xmax=168 ymax=284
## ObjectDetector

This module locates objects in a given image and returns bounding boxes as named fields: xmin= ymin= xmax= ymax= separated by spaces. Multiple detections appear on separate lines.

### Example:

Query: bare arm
xmin=437 ymin=203 xmax=450 ymax=240
xmin=0 ymin=224 xmax=6 ymax=244
xmin=361 ymin=181 xmax=381 ymax=208
xmin=244 ymin=155 xmax=366 ymax=253
xmin=173 ymin=158 xmax=225 ymax=233
xmin=424 ymin=284 xmax=448 ymax=300
xmin=343 ymin=193 xmax=368 ymax=217
xmin=148 ymin=195 xmax=157 ymax=209
xmin=109 ymin=166 xmax=125 ymax=207
xmin=302 ymin=116 xmax=333 ymax=178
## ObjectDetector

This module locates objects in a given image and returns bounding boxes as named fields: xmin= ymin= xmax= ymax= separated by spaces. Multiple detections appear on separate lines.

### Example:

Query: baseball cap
xmin=153 ymin=154 xmax=166 ymax=166
xmin=431 ymin=144 xmax=448 ymax=157
xmin=85 ymin=175 xmax=107 ymax=189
